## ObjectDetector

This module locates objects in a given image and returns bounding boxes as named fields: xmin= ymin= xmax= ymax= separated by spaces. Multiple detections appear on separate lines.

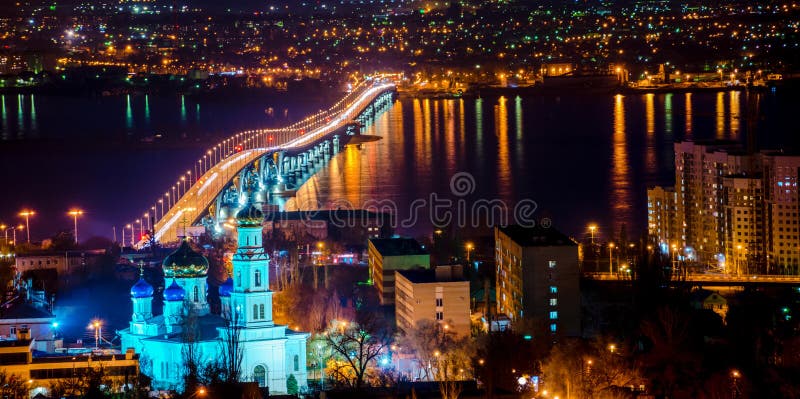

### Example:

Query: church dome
xmin=130 ymin=278 xmax=154 ymax=298
xmin=163 ymin=280 xmax=186 ymax=301
xmin=219 ymin=277 xmax=234 ymax=297
xmin=236 ymin=202 xmax=264 ymax=227
xmin=162 ymin=240 xmax=209 ymax=278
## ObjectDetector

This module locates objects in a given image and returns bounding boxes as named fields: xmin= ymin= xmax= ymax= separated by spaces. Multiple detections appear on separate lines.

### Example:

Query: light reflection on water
xmin=290 ymin=91 xmax=770 ymax=237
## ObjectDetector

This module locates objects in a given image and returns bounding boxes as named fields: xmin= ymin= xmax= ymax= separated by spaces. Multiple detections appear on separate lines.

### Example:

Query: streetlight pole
xmin=466 ymin=242 xmax=474 ymax=262
xmin=19 ymin=210 xmax=34 ymax=243
xmin=127 ymin=224 xmax=133 ymax=246
xmin=68 ymin=210 xmax=83 ymax=244
xmin=608 ymin=243 xmax=614 ymax=274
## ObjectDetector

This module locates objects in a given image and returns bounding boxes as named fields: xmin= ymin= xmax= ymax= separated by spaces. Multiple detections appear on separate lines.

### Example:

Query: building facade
xmin=119 ymin=196 xmax=308 ymax=393
xmin=495 ymin=225 xmax=580 ymax=338
xmin=368 ymin=238 xmax=429 ymax=305
xmin=648 ymin=141 xmax=800 ymax=273
xmin=0 ymin=340 xmax=139 ymax=398
xmin=395 ymin=265 xmax=471 ymax=337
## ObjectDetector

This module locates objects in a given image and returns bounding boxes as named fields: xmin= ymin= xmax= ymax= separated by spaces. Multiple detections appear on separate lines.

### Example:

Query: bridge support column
xmin=333 ymin=135 xmax=340 ymax=153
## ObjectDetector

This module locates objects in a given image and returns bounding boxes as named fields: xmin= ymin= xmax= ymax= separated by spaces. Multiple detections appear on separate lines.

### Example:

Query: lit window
xmin=548 ymin=260 xmax=557 ymax=268
xmin=549 ymin=286 xmax=558 ymax=294
xmin=549 ymin=298 xmax=557 ymax=306
xmin=550 ymin=323 xmax=557 ymax=333
xmin=549 ymin=311 xmax=558 ymax=320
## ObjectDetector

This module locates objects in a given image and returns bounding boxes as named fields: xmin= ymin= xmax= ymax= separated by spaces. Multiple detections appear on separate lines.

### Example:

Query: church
xmin=119 ymin=195 xmax=308 ymax=394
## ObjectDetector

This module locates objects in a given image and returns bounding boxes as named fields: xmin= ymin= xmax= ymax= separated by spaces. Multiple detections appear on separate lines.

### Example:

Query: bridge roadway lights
xmin=158 ymin=86 xmax=397 ymax=242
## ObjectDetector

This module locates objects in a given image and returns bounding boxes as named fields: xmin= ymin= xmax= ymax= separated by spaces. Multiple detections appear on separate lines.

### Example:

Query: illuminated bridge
xmin=129 ymin=78 xmax=397 ymax=247
xmin=584 ymin=272 xmax=800 ymax=286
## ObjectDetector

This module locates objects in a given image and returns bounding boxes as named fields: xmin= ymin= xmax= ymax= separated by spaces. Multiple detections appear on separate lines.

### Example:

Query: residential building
xmin=649 ymin=141 xmax=800 ymax=273
xmin=0 ymin=340 xmax=138 ymax=398
xmin=395 ymin=265 xmax=471 ymax=337
xmin=368 ymin=238 xmax=429 ymax=305
xmin=762 ymin=153 xmax=800 ymax=273
xmin=495 ymin=225 xmax=580 ymax=338
xmin=722 ymin=174 xmax=765 ymax=274
xmin=647 ymin=186 xmax=679 ymax=247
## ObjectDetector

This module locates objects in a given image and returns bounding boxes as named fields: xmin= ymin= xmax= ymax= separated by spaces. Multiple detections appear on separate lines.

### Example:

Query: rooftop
xmin=397 ymin=266 xmax=466 ymax=284
xmin=497 ymin=225 xmax=576 ymax=247
xmin=369 ymin=238 xmax=427 ymax=257
xmin=0 ymin=299 xmax=54 ymax=320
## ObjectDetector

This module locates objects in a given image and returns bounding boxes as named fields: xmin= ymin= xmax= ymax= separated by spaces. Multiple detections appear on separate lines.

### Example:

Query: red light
xmin=299 ymin=129 xmax=305 ymax=135
xmin=268 ymin=136 xmax=274 ymax=141
xmin=234 ymin=145 xmax=243 ymax=152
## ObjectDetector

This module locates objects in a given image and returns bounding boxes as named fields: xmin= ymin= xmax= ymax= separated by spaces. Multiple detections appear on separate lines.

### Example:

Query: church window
xmin=236 ymin=271 xmax=241 ymax=287
xmin=259 ymin=304 xmax=265 ymax=319
xmin=193 ymin=286 xmax=199 ymax=302
xmin=253 ymin=304 xmax=259 ymax=320
xmin=254 ymin=365 xmax=267 ymax=387
xmin=294 ymin=355 xmax=299 ymax=371
xmin=255 ymin=269 xmax=262 ymax=287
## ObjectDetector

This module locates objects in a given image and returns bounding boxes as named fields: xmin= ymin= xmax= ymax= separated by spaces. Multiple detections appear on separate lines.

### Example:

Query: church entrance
xmin=254 ymin=365 xmax=267 ymax=387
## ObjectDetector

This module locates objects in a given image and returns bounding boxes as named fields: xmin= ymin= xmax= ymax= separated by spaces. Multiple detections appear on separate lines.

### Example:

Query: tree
xmin=287 ymin=374 xmax=298 ymax=395
xmin=542 ymin=338 xmax=641 ymax=399
xmin=181 ymin=301 xmax=203 ymax=393
xmin=324 ymin=311 xmax=391 ymax=390
xmin=0 ymin=370 xmax=27 ymax=398
xmin=218 ymin=304 xmax=244 ymax=384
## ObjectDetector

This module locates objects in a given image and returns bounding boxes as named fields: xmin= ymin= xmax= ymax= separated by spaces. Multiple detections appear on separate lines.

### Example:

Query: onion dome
xmin=219 ymin=277 xmax=234 ymax=297
xmin=236 ymin=201 xmax=264 ymax=227
xmin=130 ymin=278 xmax=154 ymax=298
xmin=162 ymin=240 xmax=209 ymax=278
xmin=163 ymin=280 xmax=186 ymax=301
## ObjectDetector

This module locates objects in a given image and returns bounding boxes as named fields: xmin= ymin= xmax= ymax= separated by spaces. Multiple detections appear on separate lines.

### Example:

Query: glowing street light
xmin=465 ymin=242 xmax=475 ymax=262
xmin=88 ymin=319 xmax=102 ymax=349
xmin=608 ymin=243 xmax=615 ymax=273
xmin=588 ymin=224 xmax=597 ymax=245
xmin=19 ymin=210 xmax=34 ymax=242
xmin=67 ymin=209 xmax=83 ymax=244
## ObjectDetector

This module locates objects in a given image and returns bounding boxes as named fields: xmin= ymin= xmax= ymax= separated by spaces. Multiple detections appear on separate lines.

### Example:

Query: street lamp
xmin=588 ymin=224 xmax=597 ymax=245
xmin=608 ymin=243 xmax=615 ymax=273
xmin=19 ymin=210 xmax=34 ymax=243
xmin=88 ymin=320 xmax=102 ymax=349
xmin=2 ymin=225 xmax=22 ymax=246
xmin=127 ymin=224 xmax=133 ymax=246
xmin=67 ymin=209 xmax=83 ymax=244
xmin=466 ymin=242 xmax=474 ymax=262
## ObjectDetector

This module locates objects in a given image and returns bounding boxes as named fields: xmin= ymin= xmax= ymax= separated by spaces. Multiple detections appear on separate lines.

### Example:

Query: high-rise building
xmin=672 ymin=141 xmax=756 ymax=263
xmin=494 ymin=225 xmax=580 ymax=338
xmin=647 ymin=186 xmax=678 ymax=248
xmin=649 ymin=141 xmax=800 ymax=273
xmin=722 ymin=174 xmax=765 ymax=274
xmin=763 ymin=153 xmax=800 ymax=273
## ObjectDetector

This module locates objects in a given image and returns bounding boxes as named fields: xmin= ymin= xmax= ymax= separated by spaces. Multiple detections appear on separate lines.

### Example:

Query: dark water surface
xmin=1 ymin=88 xmax=798 ymax=242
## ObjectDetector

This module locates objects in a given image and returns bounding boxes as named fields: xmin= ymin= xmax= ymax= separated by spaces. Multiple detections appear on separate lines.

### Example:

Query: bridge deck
xmin=147 ymin=82 xmax=396 ymax=245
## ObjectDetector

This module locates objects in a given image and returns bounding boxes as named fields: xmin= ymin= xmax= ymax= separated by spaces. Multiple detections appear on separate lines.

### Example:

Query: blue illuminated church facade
xmin=119 ymin=197 xmax=308 ymax=393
